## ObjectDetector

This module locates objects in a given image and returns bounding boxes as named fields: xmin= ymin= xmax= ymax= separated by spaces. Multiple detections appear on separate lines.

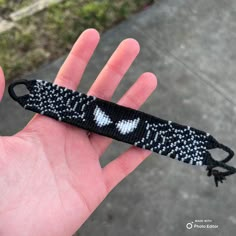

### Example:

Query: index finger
xmin=54 ymin=28 xmax=100 ymax=90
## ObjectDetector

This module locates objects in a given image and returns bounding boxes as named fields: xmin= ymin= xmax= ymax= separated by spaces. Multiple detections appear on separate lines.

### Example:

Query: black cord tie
xmin=8 ymin=79 xmax=236 ymax=187
xmin=205 ymin=139 xmax=236 ymax=187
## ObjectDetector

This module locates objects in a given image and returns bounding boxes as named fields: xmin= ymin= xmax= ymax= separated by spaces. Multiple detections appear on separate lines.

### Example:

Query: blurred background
xmin=1 ymin=0 xmax=236 ymax=236
xmin=0 ymin=0 xmax=153 ymax=80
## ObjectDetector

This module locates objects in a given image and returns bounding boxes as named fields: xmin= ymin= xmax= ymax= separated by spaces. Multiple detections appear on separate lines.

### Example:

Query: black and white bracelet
xmin=8 ymin=79 xmax=236 ymax=187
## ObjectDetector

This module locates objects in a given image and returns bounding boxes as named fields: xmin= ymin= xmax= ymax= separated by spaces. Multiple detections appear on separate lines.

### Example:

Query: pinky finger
xmin=102 ymin=146 xmax=152 ymax=193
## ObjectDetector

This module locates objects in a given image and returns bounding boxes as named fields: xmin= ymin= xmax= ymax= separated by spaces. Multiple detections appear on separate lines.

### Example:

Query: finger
xmin=89 ymin=72 xmax=157 ymax=156
xmin=54 ymin=28 xmax=100 ymax=90
xmin=0 ymin=67 xmax=5 ymax=101
xmin=103 ymin=146 xmax=152 ymax=193
xmin=87 ymin=38 xmax=140 ymax=100
xmin=25 ymin=29 xmax=99 ymax=129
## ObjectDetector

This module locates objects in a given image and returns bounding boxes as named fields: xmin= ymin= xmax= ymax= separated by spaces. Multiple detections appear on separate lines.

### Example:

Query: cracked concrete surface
xmin=0 ymin=0 xmax=236 ymax=235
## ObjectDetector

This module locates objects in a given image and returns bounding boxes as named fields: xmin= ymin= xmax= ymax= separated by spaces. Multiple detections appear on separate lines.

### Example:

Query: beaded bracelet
xmin=8 ymin=79 xmax=236 ymax=187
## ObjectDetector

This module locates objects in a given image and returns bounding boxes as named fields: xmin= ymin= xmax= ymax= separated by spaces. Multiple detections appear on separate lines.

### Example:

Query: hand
xmin=0 ymin=29 xmax=157 ymax=236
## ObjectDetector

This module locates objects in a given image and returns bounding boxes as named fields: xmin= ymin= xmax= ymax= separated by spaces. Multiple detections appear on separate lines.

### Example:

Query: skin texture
xmin=0 ymin=29 xmax=157 ymax=236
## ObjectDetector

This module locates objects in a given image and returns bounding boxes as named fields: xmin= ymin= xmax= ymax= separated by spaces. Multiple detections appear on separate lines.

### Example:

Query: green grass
xmin=0 ymin=0 xmax=34 ymax=15
xmin=0 ymin=0 xmax=154 ymax=80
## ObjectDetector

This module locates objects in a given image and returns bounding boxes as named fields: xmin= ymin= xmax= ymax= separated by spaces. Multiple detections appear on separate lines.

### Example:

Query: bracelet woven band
xmin=8 ymin=79 xmax=236 ymax=187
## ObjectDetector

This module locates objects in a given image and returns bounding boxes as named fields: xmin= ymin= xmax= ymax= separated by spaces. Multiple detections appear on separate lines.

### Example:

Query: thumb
xmin=0 ymin=67 xmax=5 ymax=102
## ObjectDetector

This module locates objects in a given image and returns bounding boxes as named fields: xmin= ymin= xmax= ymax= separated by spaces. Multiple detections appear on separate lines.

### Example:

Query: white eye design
xmin=116 ymin=118 xmax=140 ymax=135
xmin=93 ymin=106 xmax=140 ymax=134
xmin=93 ymin=106 xmax=113 ymax=127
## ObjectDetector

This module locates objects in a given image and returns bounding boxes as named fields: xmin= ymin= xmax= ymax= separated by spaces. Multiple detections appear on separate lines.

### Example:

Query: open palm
xmin=0 ymin=29 xmax=157 ymax=236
